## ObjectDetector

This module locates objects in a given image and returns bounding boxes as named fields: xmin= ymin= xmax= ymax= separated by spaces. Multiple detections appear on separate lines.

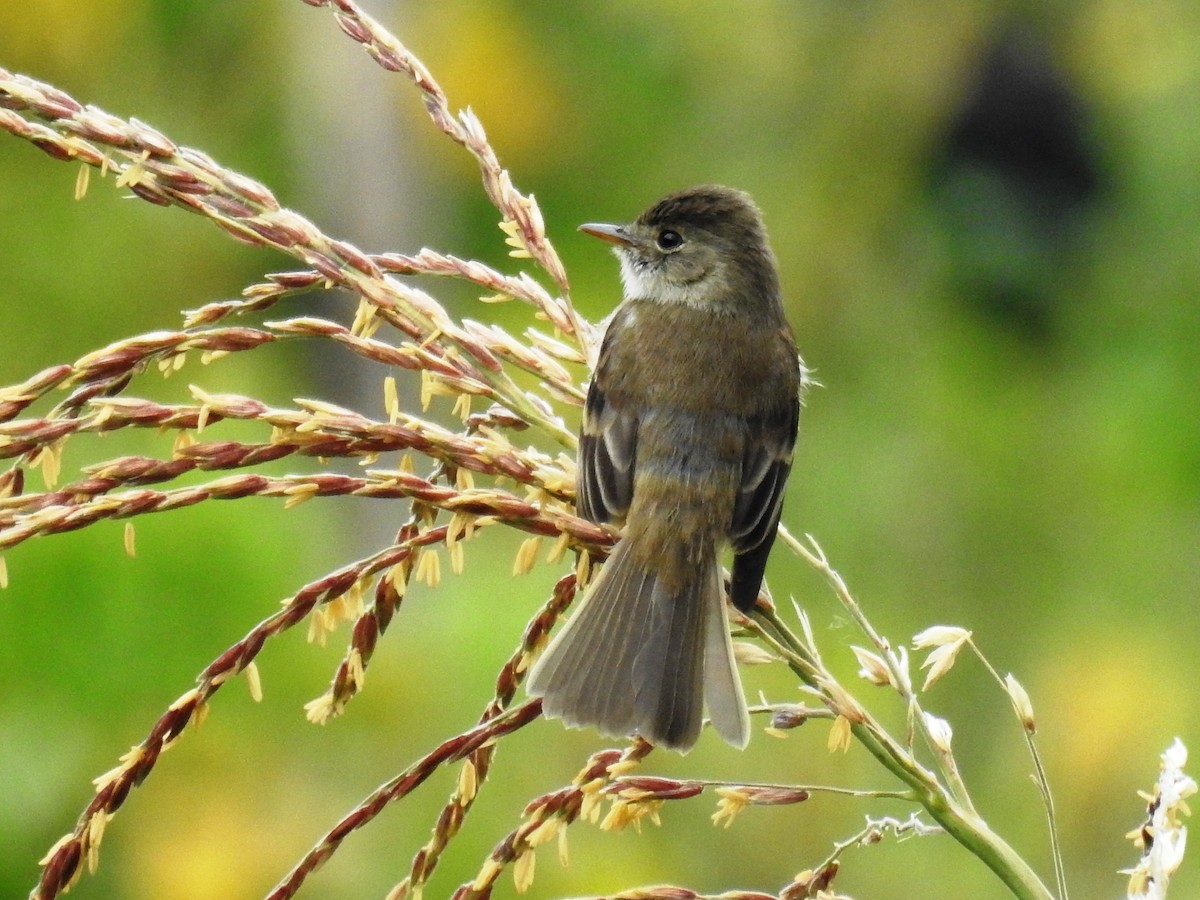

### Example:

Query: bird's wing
xmin=729 ymin=337 xmax=801 ymax=611
xmin=577 ymin=316 xmax=637 ymax=524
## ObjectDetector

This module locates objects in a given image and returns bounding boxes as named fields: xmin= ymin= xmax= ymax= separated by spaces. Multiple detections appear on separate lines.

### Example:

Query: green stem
xmin=776 ymin=527 xmax=981 ymax=814
xmin=750 ymin=607 xmax=1055 ymax=900
xmin=920 ymin=797 xmax=1056 ymax=900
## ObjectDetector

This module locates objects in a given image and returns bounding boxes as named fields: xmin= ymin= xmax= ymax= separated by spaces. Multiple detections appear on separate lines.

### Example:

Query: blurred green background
xmin=3 ymin=2 xmax=1199 ymax=898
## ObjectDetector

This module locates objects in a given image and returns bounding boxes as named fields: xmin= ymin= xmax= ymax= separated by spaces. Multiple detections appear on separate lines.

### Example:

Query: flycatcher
xmin=527 ymin=185 xmax=802 ymax=752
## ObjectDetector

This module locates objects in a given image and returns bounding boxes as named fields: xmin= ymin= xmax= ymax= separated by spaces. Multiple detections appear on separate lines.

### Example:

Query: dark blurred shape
xmin=929 ymin=23 xmax=1105 ymax=341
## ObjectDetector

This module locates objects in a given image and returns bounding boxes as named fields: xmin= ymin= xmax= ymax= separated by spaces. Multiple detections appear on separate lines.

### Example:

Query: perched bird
xmin=527 ymin=185 xmax=802 ymax=752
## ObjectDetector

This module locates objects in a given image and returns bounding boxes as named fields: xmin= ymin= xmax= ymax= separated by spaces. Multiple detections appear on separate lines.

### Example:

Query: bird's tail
xmin=526 ymin=540 xmax=749 ymax=752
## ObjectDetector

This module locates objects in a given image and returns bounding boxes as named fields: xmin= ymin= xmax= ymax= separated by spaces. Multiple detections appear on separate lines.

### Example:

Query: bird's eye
xmin=656 ymin=229 xmax=684 ymax=251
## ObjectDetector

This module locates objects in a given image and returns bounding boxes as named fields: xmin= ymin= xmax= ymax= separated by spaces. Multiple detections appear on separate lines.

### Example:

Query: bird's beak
xmin=579 ymin=222 xmax=636 ymax=248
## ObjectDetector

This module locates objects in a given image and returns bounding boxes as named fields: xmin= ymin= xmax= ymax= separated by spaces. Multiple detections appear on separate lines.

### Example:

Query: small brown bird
xmin=527 ymin=185 xmax=802 ymax=752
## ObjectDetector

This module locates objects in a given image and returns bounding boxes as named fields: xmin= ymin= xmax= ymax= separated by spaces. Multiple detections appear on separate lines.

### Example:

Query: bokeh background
xmin=3 ymin=2 xmax=1199 ymax=898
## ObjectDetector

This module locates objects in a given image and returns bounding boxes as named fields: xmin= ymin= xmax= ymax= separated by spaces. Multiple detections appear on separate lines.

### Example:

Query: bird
xmin=526 ymin=185 xmax=802 ymax=752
